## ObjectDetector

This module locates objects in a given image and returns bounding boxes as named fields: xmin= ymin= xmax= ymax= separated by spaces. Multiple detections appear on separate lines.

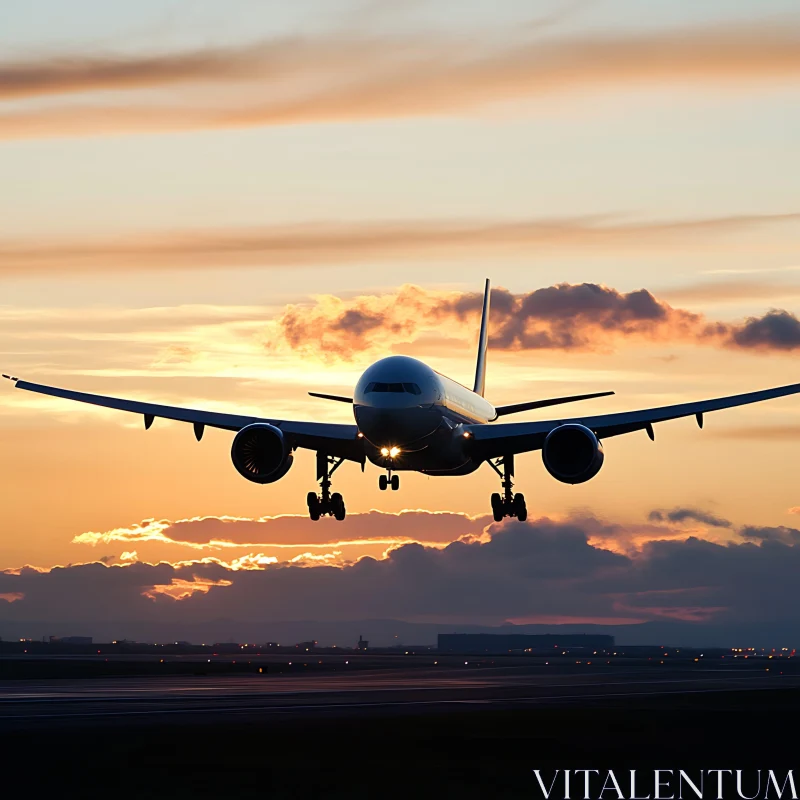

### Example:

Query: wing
xmin=467 ymin=381 xmax=800 ymax=460
xmin=494 ymin=390 xmax=614 ymax=417
xmin=4 ymin=376 xmax=362 ymax=461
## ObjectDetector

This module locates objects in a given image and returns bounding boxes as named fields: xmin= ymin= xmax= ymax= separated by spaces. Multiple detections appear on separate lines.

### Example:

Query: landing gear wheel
xmin=490 ymin=492 xmax=503 ymax=521
xmin=332 ymin=492 xmax=346 ymax=521
xmin=379 ymin=475 xmax=388 ymax=491
xmin=310 ymin=453 xmax=345 ymax=520
xmin=488 ymin=456 xmax=527 ymax=521
xmin=513 ymin=493 xmax=527 ymax=522
xmin=390 ymin=475 xmax=400 ymax=491
xmin=307 ymin=494 xmax=320 ymax=521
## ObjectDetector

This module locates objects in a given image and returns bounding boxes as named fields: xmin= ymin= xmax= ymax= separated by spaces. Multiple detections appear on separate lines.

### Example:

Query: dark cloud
xmin=488 ymin=284 xmax=690 ymax=350
xmin=3 ymin=516 xmax=800 ymax=639
xmin=730 ymin=310 xmax=800 ymax=351
xmin=739 ymin=525 xmax=800 ymax=545
xmin=648 ymin=508 xmax=732 ymax=528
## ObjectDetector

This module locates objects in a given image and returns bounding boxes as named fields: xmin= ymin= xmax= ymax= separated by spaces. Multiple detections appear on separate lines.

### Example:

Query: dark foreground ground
xmin=1 ymin=656 xmax=797 ymax=797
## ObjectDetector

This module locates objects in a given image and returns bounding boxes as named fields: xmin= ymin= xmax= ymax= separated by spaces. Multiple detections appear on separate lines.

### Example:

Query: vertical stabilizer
xmin=473 ymin=278 xmax=491 ymax=396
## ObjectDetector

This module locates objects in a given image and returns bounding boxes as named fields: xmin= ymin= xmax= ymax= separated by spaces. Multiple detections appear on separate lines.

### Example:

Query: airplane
xmin=5 ymin=278 xmax=800 ymax=523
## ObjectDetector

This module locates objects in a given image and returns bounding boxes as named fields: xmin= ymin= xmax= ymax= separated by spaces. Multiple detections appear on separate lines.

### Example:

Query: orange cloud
xmin=2 ymin=22 xmax=800 ymax=138
xmin=66 ymin=512 xmax=490 ymax=569
xmin=143 ymin=576 xmax=233 ymax=601
xmin=0 ymin=592 xmax=24 ymax=603
xmin=268 ymin=282 xmax=800 ymax=358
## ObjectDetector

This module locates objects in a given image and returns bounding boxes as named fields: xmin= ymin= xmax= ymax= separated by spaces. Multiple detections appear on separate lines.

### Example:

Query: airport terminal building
xmin=437 ymin=633 xmax=615 ymax=654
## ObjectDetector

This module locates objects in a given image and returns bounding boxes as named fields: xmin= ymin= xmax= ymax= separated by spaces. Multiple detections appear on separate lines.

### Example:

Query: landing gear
xmin=488 ymin=454 xmax=527 ymax=521
xmin=308 ymin=453 xmax=346 ymax=521
xmin=379 ymin=472 xmax=400 ymax=491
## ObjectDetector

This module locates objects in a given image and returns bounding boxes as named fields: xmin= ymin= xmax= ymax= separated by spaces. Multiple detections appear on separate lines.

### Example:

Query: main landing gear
xmin=307 ymin=453 xmax=346 ymax=521
xmin=488 ymin=454 xmax=527 ymax=522
xmin=378 ymin=472 xmax=400 ymax=491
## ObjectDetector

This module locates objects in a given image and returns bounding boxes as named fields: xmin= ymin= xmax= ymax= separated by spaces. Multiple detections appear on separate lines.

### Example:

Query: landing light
xmin=380 ymin=447 xmax=389 ymax=456
xmin=390 ymin=446 xmax=400 ymax=458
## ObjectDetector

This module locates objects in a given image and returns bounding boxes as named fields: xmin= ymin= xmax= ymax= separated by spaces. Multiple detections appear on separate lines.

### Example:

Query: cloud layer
xmin=2 ymin=21 xmax=800 ymax=138
xmin=3 ymin=512 xmax=800 ymax=640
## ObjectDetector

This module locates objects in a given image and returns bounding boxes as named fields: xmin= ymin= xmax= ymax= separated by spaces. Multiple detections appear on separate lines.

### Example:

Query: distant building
xmin=49 ymin=636 xmax=92 ymax=645
xmin=437 ymin=633 xmax=614 ymax=654
xmin=356 ymin=636 xmax=369 ymax=651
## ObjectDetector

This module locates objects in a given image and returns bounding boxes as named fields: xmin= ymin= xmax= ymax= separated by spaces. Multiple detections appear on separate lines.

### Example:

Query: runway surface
xmin=1 ymin=660 xmax=797 ymax=728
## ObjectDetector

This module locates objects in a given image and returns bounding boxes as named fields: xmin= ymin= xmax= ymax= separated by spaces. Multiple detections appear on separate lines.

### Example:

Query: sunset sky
xmin=1 ymin=0 xmax=800 ymax=642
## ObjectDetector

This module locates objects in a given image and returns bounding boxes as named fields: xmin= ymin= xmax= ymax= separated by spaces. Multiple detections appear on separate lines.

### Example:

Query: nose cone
xmin=355 ymin=405 xmax=440 ymax=447
xmin=353 ymin=355 xmax=441 ymax=445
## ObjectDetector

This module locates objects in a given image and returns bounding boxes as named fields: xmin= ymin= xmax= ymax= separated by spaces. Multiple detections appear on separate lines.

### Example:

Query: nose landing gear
xmin=488 ymin=454 xmax=527 ymax=521
xmin=307 ymin=452 xmax=346 ymax=521
xmin=379 ymin=472 xmax=400 ymax=491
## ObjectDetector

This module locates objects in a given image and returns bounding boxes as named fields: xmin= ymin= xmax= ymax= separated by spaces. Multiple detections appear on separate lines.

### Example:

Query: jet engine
xmin=542 ymin=423 xmax=604 ymax=484
xmin=231 ymin=423 xmax=293 ymax=484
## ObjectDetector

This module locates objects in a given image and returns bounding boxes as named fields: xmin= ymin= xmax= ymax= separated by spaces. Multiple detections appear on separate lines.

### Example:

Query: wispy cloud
xmin=707 ymin=425 xmax=800 ymax=441
xmin=1 ymin=21 xmax=800 ymax=139
xmin=648 ymin=507 xmax=732 ymax=528
xmin=0 ymin=212 xmax=797 ymax=277
xmin=660 ymin=280 xmax=800 ymax=304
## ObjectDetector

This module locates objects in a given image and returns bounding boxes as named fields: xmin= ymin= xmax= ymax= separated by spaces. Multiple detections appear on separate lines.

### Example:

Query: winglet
xmin=2 ymin=374 xmax=18 ymax=382
xmin=473 ymin=279 xmax=491 ymax=397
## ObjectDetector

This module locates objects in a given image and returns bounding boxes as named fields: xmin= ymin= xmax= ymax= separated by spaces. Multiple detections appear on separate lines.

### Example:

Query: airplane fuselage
xmin=353 ymin=355 xmax=495 ymax=475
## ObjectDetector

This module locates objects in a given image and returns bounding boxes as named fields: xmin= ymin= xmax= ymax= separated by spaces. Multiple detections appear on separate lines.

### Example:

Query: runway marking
xmin=0 ymin=673 xmax=785 ymax=704
xmin=1 ymin=680 xmax=798 ymax=722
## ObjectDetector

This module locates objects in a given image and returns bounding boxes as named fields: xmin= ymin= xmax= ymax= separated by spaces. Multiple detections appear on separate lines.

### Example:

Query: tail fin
xmin=473 ymin=278 xmax=491 ymax=396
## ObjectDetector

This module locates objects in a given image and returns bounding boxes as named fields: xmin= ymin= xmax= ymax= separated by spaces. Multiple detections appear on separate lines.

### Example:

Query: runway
xmin=1 ymin=660 xmax=797 ymax=729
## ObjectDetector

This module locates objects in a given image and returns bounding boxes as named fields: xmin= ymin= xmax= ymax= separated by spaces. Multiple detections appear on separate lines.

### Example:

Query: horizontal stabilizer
xmin=494 ymin=391 xmax=614 ymax=417
xmin=309 ymin=392 xmax=353 ymax=404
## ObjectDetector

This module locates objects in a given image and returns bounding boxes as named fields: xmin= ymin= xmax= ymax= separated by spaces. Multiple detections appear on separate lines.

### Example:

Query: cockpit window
xmin=366 ymin=382 xmax=422 ymax=394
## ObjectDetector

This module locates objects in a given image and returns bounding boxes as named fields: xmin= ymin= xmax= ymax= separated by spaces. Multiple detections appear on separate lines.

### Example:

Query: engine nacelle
xmin=231 ymin=423 xmax=293 ymax=484
xmin=542 ymin=423 xmax=604 ymax=484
